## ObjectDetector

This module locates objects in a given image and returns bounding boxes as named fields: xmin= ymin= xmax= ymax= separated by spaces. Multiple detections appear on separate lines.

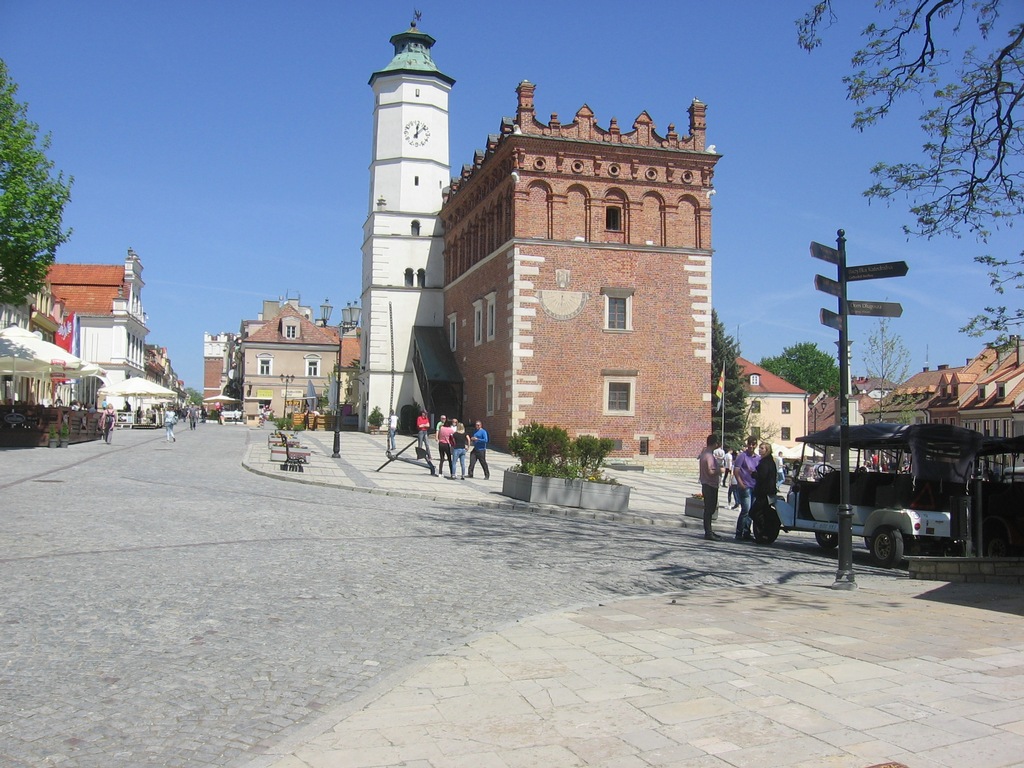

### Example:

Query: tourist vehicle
xmin=757 ymin=423 xmax=985 ymax=568
xmin=976 ymin=435 xmax=1024 ymax=557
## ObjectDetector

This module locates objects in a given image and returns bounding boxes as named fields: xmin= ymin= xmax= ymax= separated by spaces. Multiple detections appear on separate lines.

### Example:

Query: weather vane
xmin=413 ymin=9 xmax=422 ymax=26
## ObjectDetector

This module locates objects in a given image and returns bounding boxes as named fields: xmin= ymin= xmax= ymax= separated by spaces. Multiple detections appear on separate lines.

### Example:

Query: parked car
xmin=761 ymin=423 xmax=985 ymax=568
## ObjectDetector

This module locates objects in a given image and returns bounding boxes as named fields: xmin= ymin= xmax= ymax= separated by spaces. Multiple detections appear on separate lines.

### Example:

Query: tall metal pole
xmin=832 ymin=229 xmax=857 ymax=590
xmin=331 ymin=333 xmax=341 ymax=459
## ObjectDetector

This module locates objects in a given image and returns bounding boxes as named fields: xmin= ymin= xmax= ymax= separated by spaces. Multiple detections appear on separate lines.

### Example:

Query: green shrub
xmin=507 ymin=423 xmax=617 ymax=483
xmin=368 ymin=406 xmax=385 ymax=429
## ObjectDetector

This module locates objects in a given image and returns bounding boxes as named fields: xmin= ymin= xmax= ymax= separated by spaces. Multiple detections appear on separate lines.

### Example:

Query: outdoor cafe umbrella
xmin=304 ymin=379 xmax=318 ymax=409
xmin=0 ymin=325 xmax=96 ymax=376
xmin=99 ymin=377 xmax=177 ymax=399
xmin=203 ymin=394 xmax=240 ymax=404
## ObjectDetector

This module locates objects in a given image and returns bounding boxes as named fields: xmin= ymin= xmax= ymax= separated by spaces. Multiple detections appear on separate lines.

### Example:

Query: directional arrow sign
xmin=847 ymin=261 xmax=909 ymax=282
xmin=820 ymin=308 xmax=842 ymax=330
xmin=814 ymin=274 xmax=841 ymax=297
xmin=846 ymin=300 xmax=903 ymax=317
xmin=810 ymin=241 xmax=840 ymax=264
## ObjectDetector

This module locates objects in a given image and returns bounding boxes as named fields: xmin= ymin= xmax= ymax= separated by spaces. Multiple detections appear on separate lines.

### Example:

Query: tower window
xmin=605 ymin=206 xmax=622 ymax=231
xmin=411 ymin=220 xmax=421 ymax=236
xmin=414 ymin=176 xmax=420 ymax=186
xmin=404 ymin=268 xmax=414 ymax=287
xmin=417 ymin=268 xmax=426 ymax=288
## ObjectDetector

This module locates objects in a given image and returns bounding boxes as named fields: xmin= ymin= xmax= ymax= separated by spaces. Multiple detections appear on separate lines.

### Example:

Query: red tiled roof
xmin=48 ymin=264 xmax=125 ymax=315
xmin=245 ymin=303 xmax=341 ymax=345
xmin=737 ymin=357 xmax=807 ymax=395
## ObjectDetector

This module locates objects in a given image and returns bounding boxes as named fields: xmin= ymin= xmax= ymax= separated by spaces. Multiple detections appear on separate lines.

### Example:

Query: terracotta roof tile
xmin=48 ymin=263 xmax=126 ymax=315
xmin=245 ymin=303 xmax=340 ymax=345
xmin=737 ymin=357 xmax=807 ymax=395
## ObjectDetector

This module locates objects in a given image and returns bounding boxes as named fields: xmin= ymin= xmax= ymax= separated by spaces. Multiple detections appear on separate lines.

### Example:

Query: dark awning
xmin=412 ymin=326 xmax=463 ymax=384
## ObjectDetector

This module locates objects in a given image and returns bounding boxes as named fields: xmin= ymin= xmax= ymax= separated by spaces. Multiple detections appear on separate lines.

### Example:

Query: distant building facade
xmin=737 ymin=357 xmax=808 ymax=450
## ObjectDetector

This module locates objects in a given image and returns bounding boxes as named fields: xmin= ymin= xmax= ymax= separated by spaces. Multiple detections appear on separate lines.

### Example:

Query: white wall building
xmin=359 ymin=19 xmax=453 ymax=426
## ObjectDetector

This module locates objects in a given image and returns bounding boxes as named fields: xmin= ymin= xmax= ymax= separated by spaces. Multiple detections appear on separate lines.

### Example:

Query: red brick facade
xmin=441 ymin=82 xmax=720 ymax=467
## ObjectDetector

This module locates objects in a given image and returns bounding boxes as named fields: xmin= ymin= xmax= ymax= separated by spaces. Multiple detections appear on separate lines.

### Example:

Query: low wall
xmin=906 ymin=556 xmax=1024 ymax=585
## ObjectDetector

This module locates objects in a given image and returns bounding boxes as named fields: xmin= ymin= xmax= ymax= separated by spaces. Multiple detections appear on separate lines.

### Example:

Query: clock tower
xmin=361 ymin=18 xmax=454 ymax=426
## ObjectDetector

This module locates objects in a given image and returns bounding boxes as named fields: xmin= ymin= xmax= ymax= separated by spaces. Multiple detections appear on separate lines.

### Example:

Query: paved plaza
xmin=1 ymin=424 xmax=1023 ymax=767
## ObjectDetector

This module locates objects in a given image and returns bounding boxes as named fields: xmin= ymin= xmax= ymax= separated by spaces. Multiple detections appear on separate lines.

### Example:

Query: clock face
xmin=404 ymin=120 xmax=430 ymax=146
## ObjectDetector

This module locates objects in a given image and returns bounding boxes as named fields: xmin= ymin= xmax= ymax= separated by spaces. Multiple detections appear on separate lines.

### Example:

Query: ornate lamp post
xmin=279 ymin=373 xmax=295 ymax=422
xmin=331 ymin=301 xmax=361 ymax=459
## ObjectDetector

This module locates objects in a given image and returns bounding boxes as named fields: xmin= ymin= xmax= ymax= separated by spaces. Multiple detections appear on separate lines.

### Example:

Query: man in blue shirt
xmin=732 ymin=437 xmax=760 ymax=540
xmin=468 ymin=420 xmax=490 ymax=479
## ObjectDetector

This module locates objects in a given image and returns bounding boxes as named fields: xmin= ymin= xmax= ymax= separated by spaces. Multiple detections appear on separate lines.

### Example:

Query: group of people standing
xmin=408 ymin=410 xmax=490 ymax=479
xmin=698 ymin=434 xmax=781 ymax=541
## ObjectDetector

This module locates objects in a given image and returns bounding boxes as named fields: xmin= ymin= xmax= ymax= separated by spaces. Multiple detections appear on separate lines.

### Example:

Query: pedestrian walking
xmin=451 ymin=423 xmax=469 ymax=479
xmin=415 ymin=410 xmax=435 ymax=475
xmin=164 ymin=408 xmax=178 ymax=442
xmin=99 ymin=402 xmax=117 ymax=444
xmin=437 ymin=418 xmax=455 ymax=478
xmin=188 ymin=405 xmax=199 ymax=430
xmin=467 ymin=420 xmax=490 ymax=479
xmin=387 ymin=409 xmax=398 ymax=453
xmin=698 ymin=434 xmax=724 ymax=540
xmin=732 ymin=437 xmax=759 ymax=540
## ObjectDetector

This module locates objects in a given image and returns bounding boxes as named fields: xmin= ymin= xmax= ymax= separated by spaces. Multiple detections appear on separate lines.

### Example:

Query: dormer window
xmin=750 ymin=374 xmax=760 ymax=386
xmin=283 ymin=322 xmax=298 ymax=339
xmin=997 ymin=383 xmax=1006 ymax=399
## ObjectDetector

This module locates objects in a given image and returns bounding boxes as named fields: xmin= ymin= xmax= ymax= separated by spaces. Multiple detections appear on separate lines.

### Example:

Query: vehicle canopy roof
xmin=797 ymin=422 xmax=984 ymax=485
xmin=979 ymin=434 xmax=1024 ymax=457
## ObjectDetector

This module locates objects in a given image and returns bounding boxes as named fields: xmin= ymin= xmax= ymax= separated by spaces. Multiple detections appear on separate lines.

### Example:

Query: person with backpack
xmin=99 ymin=402 xmax=117 ymax=444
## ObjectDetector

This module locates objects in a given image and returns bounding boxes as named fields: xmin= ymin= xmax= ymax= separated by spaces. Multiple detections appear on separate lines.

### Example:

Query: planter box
xmin=501 ymin=471 xmax=630 ymax=512
xmin=579 ymin=481 xmax=631 ymax=513
xmin=684 ymin=496 xmax=718 ymax=521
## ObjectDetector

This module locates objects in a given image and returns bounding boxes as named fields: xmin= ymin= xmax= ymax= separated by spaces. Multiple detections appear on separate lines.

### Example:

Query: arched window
xmin=411 ymin=220 xmax=421 ymax=236
xmin=404 ymin=268 xmax=414 ymax=287
xmin=417 ymin=268 xmax=426 ymax=288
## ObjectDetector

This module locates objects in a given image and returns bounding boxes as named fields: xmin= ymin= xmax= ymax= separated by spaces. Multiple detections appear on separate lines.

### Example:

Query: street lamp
xmin=332 ymin=301 xmax=361 ymax=459
xmin=279 ymin=373 xmax=295 ymax=421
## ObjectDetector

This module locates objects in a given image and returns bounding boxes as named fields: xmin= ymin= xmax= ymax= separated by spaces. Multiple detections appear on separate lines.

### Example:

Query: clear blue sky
xmin=2 ymin=1 xmax=1017 ymax=391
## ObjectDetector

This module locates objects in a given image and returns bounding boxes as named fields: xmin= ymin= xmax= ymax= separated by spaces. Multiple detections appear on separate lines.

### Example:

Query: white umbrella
xmin=203 ymin=394 xmax=240 ymax=403
xmin=0 ymin=325 xmax=96 ymax=375
xmin=99 ymin=377 xmax=177 ymax=399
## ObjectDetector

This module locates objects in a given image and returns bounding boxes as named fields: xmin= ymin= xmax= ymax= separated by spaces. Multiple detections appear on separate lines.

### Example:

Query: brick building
xmin=439 ymin=81 xmax=721 ymax=466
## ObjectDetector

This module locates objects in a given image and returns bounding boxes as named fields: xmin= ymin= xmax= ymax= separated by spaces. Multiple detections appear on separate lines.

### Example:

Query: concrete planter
xmin=501 ymin=471 xmax=630 ymax=512
xmin=684 ymin=496 xmax=717 ymax=521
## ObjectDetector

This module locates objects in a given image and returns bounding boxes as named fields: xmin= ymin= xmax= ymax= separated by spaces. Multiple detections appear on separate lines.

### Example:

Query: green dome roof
xmin=370 ymin=20 xmax=455 ymax=86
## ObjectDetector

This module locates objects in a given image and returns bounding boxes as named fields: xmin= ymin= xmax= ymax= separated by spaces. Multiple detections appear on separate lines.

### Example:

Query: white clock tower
xmin=360 ymin=17 xmax=454 ymax=427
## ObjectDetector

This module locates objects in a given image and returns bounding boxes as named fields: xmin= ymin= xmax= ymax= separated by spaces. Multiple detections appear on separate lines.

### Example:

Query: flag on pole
xmin=714 ymin=365 xmax=725 ymax=412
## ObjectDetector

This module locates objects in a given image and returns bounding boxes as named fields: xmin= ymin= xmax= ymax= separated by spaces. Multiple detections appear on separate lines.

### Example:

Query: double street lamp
xmin=279 ymin=373 xmax=295 ymax=421
xmin=319 ymin=299 xmax=361 ymax=459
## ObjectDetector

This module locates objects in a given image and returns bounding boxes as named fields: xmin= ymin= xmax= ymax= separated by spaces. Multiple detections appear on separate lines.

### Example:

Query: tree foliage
xmin=0 ymin=59 xmax=72 ymax=305
xmin=711 ymin=309 xmax=747 ymax=450
xmin=797 ymin=1 xmax=1023 ymax=343
xmin=861 ymin=317 xmax=911 ymax=386
xmin=760 ymin=342 xmax=841 ymax=398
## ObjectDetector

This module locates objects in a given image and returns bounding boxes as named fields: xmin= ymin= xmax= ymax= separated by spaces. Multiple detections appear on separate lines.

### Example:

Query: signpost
xmin=812 ymin=230 xmax=908 ymax=591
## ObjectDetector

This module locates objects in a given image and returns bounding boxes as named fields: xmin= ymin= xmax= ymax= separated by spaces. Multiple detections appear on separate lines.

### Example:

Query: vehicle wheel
xmin=752 ymin=514 xmax=780 ymax=544
xmin=870 ymin=526 xmax=905 ymax=569
xmin=978 ymin=528 xmax=1011 ymax=557
xmin=815 ymin=531 xmax=838 ymax=550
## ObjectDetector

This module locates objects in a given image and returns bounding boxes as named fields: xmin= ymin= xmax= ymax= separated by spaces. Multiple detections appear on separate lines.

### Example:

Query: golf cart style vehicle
xmin=759 ymin=423 xmax=985 ymax=568
xmin=976 ymin=434 xmax=1024 ymax=557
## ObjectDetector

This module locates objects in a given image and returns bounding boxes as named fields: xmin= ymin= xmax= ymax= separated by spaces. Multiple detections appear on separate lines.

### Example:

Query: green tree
xmin=760 ymin=342 xmax=840 ymax=398
xmin=711 ymin=310 xmax=747 ymax=450
xmin=184 ymin=387 xmax=203 ymax=405
xmin=797 ymin=1 xmax=1023 ymax=344
xmin=0 ymin=59 xmax=73 ymax=304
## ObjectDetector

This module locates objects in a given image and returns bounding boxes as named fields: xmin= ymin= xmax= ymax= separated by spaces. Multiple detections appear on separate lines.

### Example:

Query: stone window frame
xmin=485 ymin=291 xmax=497 ymax=341
xmin=283 ymin=321 xmax=299 ymax=340
xmin=473 ymin=299 xmax=484 ymax=346
xmin=485 ymin=372 xmax=495 ymax=416
xmin=601 ymin=287 xmax=634 ymax=332
xmin=258 ymin=355 xmax=273 ymax=377
xmin=304 ymin=355 xmax=321 ymax=378
xmin=602 ymin=369 xmax=638 ymax=417
xmin=448 ymin=313 xmax=457 ymax=351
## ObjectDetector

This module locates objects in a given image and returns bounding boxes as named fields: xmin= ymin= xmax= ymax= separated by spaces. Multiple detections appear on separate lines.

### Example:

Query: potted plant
xmin=367 ymin=406 xmax=385 ymax=433
xmin=47 ymin=425 xmax=59 ymax=449
xmin=684 ymin=493 xmax=716 ymax=520
xmin=59 ymin=423 xmax=70 ymax=448
xmin=503 ymin=423 xmax=631 ymax=512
